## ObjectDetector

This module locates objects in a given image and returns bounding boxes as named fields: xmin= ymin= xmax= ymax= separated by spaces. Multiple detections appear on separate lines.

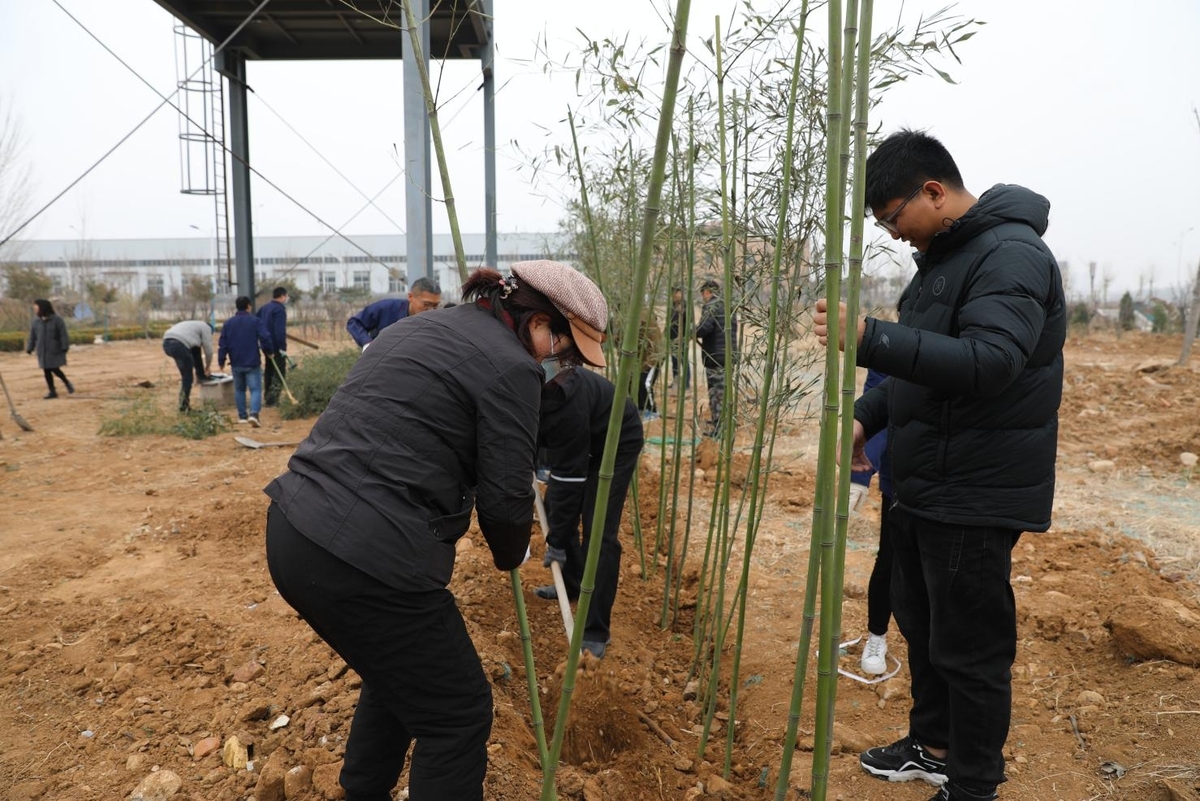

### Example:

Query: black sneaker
xmin=860 ymin=735 xmax=948 ymax=786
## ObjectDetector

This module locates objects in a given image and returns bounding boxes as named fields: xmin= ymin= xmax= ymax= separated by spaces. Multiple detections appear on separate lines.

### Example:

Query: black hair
xmin=272 ymin=286 xmax=288 ymax=299
xmin=461 ymin=268 xmax=581 ymax=364
xmin=699 ymin=278 xmax=720 ymax=293
xmin=864 ymin=129 xmax=964 ymax=213
xmin=34 ymin=299 xmax=54 ymax=317
xmin=236 ymin=296 xmax=252 ymax=311
xmin=410 ymin=276 xmax=441 ymax=295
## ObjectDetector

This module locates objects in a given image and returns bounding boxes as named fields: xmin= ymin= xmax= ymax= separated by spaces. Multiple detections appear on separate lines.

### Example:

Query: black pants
xmin=890 ymin=505 xmax=1021 ymax=794
xmin=42 ymin=367 xmax=70 ymax=394
xmin=555 ymin=453 xmax=638 ymax=644
xmin=265 ymin=504 xmax=492 ymax=801
xmin=263 ymin=351 xmax=287 ymax=406
xmin=163 ymin=338 xmax=198 ymax=397
xmin=866 ymin=495 xmax=894 ymax=636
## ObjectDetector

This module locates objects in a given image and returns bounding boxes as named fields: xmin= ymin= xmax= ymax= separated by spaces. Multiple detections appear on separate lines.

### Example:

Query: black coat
xmin=695 ymin=297 xmax=737 ymax=369
xmin=28 ymin=314 xmax=70 ymax=370
xmin=854 ymin=184 xmax=1066 ymax=532
xmin=538 ymin=368 xmax=644 ymax=549
xmin=265 ymin=302 xmax=543 ymax=591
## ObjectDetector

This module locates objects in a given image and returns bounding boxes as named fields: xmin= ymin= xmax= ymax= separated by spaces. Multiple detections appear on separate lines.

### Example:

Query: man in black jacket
xmin=536 ymin=365 xmax=644 ymax=658
xmin=815 ymin=130 xmax=1065 ymax=801
xmin=695 ymin=278 xmax=737 ymax=438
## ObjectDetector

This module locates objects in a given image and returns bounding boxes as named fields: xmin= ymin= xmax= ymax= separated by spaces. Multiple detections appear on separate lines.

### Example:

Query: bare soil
xmin=1 ymin=330 xmax=1198 ymax=801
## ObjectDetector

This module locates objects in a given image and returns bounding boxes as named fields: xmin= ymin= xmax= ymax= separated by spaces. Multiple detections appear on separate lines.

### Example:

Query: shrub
xmin=98 ymin=394 xmax=231 ymax=440
xmin=1152 ymin=303 xmax=1169 ymax=334
xmin=1118 ymin=292 xmax=1135 ymax=331
xmin=1069 ymin=302 xmax=1091 ymax=327
xmin=278 ymin=347 xmax=360 ymax=420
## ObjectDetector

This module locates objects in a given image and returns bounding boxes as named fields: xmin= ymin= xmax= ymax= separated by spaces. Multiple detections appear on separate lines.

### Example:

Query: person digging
xmin=535 ymin=363 xmax=644 ymax=659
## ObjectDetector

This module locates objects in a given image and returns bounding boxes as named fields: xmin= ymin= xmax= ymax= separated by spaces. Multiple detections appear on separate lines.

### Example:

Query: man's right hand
xmin=543 ymin=545 xmax=567 ymax=568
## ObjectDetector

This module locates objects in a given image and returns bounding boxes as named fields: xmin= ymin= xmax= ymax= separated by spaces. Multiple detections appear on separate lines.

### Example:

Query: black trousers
xmin=866 ymin=495 xmax=894 ymax=636
xmin=890 ymin=505 xmax=1021 ymax=794
xmin=42 ymin=367 xmax=70 ymax=393
xmin=263 ymin=351 xmax=287 ymax=406
xmin=555 ymin=452 xmax=638 ymax=644
xmin=163 ymin=338 xmax=197 ymax=395
xmin=265 ymin=503 xmax=492 ymax=801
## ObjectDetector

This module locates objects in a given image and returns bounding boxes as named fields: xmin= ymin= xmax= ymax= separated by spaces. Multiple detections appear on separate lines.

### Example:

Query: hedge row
xmin=0 ymin=324 xmax=174 ymax=352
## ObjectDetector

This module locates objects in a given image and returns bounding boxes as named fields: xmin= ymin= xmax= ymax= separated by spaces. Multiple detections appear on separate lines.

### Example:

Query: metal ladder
xmin=174 ymin=23 xmax=232 ymax=293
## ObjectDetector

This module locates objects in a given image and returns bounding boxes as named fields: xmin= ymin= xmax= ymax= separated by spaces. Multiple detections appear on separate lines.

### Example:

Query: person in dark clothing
xmin=257 ymin=287 xmax=288 ymax=407
xmin=535 ymin=366 xmax=644 ymax=658
xmin=815 ymin=130 xmax=1066 ymax=801
xmin=218 ymin=296 xmax=274 ymax=426
xmin=668 ymin=286 xmax=691 ymax=388
xmin=635 ymin=310 xmax=663 ymax=420
xmin=346 ymin=276 xmax=443 ymax=349
xmin=263 ymin=261 xmax=607 ymax=801
xmin=695 ymin=278 xmax=737 ymax=438
xmin=849 ymin=368 xmax=892 ymax=676
xmin=27 ymin=299 xmax=74 ymax=399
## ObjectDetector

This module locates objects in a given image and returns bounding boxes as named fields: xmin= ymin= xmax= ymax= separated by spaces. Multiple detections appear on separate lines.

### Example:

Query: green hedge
xmin=0 ymin=323 xmax=174 ymax=352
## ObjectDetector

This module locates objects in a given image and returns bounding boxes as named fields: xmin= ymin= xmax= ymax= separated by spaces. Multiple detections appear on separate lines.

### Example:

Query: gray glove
xmin=543 ymin=545 xmax=567 ymax=568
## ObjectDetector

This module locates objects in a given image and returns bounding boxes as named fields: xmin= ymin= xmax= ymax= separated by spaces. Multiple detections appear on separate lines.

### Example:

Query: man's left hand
xmin=813 ymin=298 xmax=866 ymax=351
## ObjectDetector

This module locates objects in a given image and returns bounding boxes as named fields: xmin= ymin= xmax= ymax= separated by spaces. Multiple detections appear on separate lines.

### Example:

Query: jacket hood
xmin=922 ymin=184 xmax=1050 ymax=265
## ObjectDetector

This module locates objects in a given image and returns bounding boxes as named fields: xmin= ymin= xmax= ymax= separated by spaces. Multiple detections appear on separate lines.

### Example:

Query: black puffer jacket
xmin=265 ymin=302 xmax=542 ymax=591
xmin=854 ymin=184 xmax=1066 ymax=532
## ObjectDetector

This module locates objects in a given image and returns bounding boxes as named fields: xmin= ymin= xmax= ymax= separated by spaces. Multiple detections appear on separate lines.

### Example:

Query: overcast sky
xmin=2 ymin=0 xmax=1198 ymax=297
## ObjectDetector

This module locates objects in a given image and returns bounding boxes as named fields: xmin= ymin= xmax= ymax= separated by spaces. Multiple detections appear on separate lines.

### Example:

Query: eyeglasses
xmin=873 ymin=184 xmax=924 ymax=234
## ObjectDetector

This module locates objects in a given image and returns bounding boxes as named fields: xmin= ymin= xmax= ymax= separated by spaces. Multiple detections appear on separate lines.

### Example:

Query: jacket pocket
xmin=427 ymin=491 xmax=475 ymax=544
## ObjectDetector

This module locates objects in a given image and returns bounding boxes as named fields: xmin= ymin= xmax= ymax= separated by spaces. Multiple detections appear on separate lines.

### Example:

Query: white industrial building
xmin=9 ymin=232 xmax=572 ymax=300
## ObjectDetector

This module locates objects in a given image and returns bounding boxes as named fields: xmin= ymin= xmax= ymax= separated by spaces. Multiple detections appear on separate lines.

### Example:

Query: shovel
xmin=532 ymin=475 xmax=574 ymax=641
xmin=234 ymin=436 xmax=300 ymax=449
xmin=268 ymin=357 xmax=299 ymax=404
xmin=0 ymin=370 xmax=33 ymax=432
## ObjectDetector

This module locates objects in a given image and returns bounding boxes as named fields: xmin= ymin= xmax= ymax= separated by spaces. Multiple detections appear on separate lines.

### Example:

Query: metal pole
xmin=217 ymin=50 xmax=256 ymax=300
xmin=481 ymin=0 xmax=497 ymax=269
xmin=403 ymin=0 xmax=433 ymax=283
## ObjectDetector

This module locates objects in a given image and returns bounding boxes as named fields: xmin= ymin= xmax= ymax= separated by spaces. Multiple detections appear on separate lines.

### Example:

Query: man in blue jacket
xmin=346 ymin=277 xmax=442 ymax=350
xmin=219 ymin=296 xmax=274 ymax=426
xmin=257 ymin=286 xmax=289 ymax=407
xmin=815 ymin=130 xmax=1065 ymax=801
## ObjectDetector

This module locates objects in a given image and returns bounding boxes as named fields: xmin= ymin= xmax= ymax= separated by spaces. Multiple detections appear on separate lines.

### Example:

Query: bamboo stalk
xmin=540 ymin=1 xmax=694 ymax=796
xmin=722 ymin=2 xmax=810 ymax=777
xmin=510 ymin=569 xmax=550 ymax=771
xmin=400 ymin=2 xmax=468 ymax=283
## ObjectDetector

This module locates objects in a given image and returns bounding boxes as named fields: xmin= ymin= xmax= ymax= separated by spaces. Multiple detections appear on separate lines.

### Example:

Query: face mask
xmin=542 ymin=356 xmax=563 ymax=383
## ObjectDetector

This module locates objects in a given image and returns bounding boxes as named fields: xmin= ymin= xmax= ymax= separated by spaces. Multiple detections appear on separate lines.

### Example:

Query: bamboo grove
xmin=408 ymin=0 xmax=980 ymax=796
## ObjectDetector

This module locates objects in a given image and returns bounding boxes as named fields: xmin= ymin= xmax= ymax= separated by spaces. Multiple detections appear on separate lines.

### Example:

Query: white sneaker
xmin=248 ymin=416 xmax=260 ymax=428
xmin=861 ymin=633 xmax=888 ymax=675
xmin=237 ymin=418 xmax=250 ymax=425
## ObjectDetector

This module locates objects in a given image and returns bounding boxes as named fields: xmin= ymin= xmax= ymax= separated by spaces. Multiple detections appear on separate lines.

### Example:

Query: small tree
xmin=1151 ymin=302 xmax=1169 ymax=334
xmin=1118 ymin=291 xmax=1135 ymax=331
xmin=1069 ymin=301 xmax=1091 ymax=330
xmin=2 ymin=263 xmax=52 ymax=302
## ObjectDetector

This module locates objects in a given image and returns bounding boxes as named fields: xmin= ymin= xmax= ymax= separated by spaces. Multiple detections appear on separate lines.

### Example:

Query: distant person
xmin=695 ymin=278 xmax=737 ymax=438
xmin=668 ymin=286 xmax=691 ymax=389
xmin=263 ymin=261 xmax=607 ymax=801
xmin=815 ymin=129 xmax=1065 ymax=801
xmin=257 ymin=287 xmax=289 ymax=407
xmin=27 ymin=299 xmax=74 ymax=399
xmin=850 ymin=368 xmax=892 ymax=676
xmin=635 ymin=309 xmax=663 ymax=420
xmin=346 ymin=277 xmax=443 ymax=350
xmin=536 ymin=364 xmax=644 ymax=658
xmin=162 ymin=319 xmax=214 ymax=412
xmin=218 ymin=296 xmax=274 ymax=427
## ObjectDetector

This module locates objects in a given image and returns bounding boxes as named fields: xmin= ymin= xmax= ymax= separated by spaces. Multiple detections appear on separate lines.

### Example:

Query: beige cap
xmin=510 ymin=260 xmax=608 ymax=367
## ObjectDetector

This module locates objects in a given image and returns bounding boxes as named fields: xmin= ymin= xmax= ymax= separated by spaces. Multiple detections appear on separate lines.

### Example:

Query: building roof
xmin=150 ymin=0 xmax=492 ymax=61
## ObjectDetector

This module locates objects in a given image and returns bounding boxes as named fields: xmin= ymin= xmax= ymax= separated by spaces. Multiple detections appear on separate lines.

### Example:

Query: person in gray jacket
xmin=162 ymin=319 xmax=215 ymax=412
xmin=27 ymin=299 xmax=74 ymax=399
xmin=264 ymin=261 xmax=607 ymax=801
xmin=815 ymin=130 xmax=1065 ymax=801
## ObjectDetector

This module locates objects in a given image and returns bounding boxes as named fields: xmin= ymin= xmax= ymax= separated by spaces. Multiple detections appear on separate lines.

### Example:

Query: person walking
xmin=27 ymin=299 xmax=74 ymax=399
xmin=535 ymin=364 xmax=644 ymax=658
xmin=263 ymin=261 xmax=607 ymax=801
xmin=218 ymin=296 xmax=274 ymax=427
xmin=257 ymin=286 xmax=289 ymax=407
xmin=815 ymin=129 xmax=1066 ymax=801
xmin=695 ymin=278 xmax=737 ymax=438
xmin=162 ymin=320 xmax=215 ymax=412
xmin=346 ymin=277 xmax=442 ymax=350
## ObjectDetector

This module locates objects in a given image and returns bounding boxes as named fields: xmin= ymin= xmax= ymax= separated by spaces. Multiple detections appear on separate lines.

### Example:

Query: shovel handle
xmin=532 ymin=475 xmax=575 ymax=642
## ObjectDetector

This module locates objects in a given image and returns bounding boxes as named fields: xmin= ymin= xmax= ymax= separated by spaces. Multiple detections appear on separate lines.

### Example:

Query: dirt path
xmin=1 ymin=332 xmax=1198 ymax=801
